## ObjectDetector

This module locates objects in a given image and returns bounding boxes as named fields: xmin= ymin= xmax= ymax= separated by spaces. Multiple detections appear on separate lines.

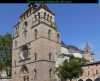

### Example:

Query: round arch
xmin=94 ymin=78 xmax=100 ymax=81
xmin=86 ymin=79 xmax=92 ymax=81
xmin=78 ymin=79 xmax=83 ymax=81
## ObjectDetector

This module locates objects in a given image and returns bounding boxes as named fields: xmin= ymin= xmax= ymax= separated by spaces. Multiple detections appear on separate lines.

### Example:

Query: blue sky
xmin=0 ymin=3 xmax=100 ymax=60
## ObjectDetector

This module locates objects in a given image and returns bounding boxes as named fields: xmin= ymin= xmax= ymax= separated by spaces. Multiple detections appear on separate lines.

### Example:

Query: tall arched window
xmin=34 ymin=69 xmax=37 ymax=80
xmin=57 ymin=33 xmax=60 ymax=42
xmin=38 ymin=12 xmax=40 ymax=19
xmin=35 ymin=15 xmax=37 ymax=21
xmin=34 ymin=52 xmax=37 ymax=60
xmin=49 ymin=53 xmax=51 ymax=60
xmin=44 ymin=12 xmax=46 ymax=19
xmin=49 ymin=68 xmax=52 ymax=81
xmin=47 ymin=14 xmax=49 ymax=21
xmin=50 ymin=16 xmax=52 ymax=22
xmin=48 ymin=29 xmax=51 ymax=40
xmin=34 ymin=29 xmax=38 ymax=40
xmin=78 ymin=79 xmax=83 ymax=81
xmin=86 ymin=79 xmax=92 ymax=81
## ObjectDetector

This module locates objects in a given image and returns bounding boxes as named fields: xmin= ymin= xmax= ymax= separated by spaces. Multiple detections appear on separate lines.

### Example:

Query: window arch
xmin=57 ymin=33 xmax=60 ymax=42
xmin=96 ymin=69 xmax=98 ymax=74
xmin=47 ymin=14 xmax=49 ymax=21
xmin=49 ymin=53 xmax=51 ymax=60
xmin=34 ymin=29 xmax=38 ymax=40
xmin=49 ymin=68 xmax=52 ymax=81
xmin=86 ymin=79 xmax=92 ymax=81
xmin=34 ymin=52 xmax=37 ymax=60
xmin=35 ymin=15 xmax=37 ymax=21
xmin=50 ymin=16 xmax=52 ymax=22
xmin=34 ymin=68 xmax=37 ymax=80
xmin=48 ymin=29 xmax=51 ymax=40
xmin=44 ymin=12 xmax=46 ymax=19
xmin=38 ymin=12 xmax=40 ymax=19
xmin=78 ymin=79 xmax=83 ymax=81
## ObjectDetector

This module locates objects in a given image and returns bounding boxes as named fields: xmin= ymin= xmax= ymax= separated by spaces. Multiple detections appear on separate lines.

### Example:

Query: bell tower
xmin=12 ymin=4 xmax=61 ymax=81
xmin=82 ymin=42 xmax=95 ymax=62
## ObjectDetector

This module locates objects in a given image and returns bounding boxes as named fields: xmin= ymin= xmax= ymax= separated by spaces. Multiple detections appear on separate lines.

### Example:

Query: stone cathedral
xmin=11 ymin=3 xmax=100 ymax=81
xmin=12 ymin=4 xmax=61 ymax=81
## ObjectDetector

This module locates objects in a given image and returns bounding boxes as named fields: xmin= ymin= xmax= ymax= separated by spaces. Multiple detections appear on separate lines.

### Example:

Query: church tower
xmin=82 ymin=42 xmax=95 ymax=62
xmin=12 ymin=4 xmax=61 ymax=81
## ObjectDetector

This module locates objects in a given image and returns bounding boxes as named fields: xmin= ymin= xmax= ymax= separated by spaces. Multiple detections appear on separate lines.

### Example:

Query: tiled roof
xmin=61 ymin=41 xmax=83 ymax=53
xmin=83 ymin=61 xmax=100 ymax=66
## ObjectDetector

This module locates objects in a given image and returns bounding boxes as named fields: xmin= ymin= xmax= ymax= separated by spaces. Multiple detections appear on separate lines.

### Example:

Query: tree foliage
xmin=56 ymin=56 xmax=87 ymax=81
xmin=0 ymin=33 xmax=12 ymax=77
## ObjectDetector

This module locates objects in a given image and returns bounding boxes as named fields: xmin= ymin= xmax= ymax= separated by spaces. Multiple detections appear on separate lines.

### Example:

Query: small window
xmin=35 ymin=15 xmax=37 ymax=21
xmin=44 ymin=12 xmax=46 ymax=19
xmin=34 ymin=29 xmax=38 ymax=40
xmin=57 ymin=33 xmax=60 ymax=42
xmin=49 ymin=68 xmax=52 ymax=81
xmin=47 ymin=14 xmax=49 ymax=21
xmin=48 ymin=29 xmax=51 ymax=40
xmin=50 ymin=16 xmax=52 ymax=22
xmin=34 ymin=53 xmax=37 ymax=60
xmin=49 ymin=53 xmax=51 ymax=60
xmin=38 ymin=12 xmax=40 ymax=19
xmin=96 ymin=69 xmax=98 ymax=74
xmin=34 ymin=69 xmax=37 ymax=80
xmin=88 ymin=71 xmax=90 ymax=76
xmin=25 ymin=21 xmax=27 ymax=26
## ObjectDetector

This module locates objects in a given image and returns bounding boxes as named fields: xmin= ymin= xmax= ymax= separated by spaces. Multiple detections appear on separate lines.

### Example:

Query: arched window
xmin=96 ymin=69 xmax=98 ymax=74
xmin=49 ymin=68 xmax=52 ymax=81
xmin=78 ymin=79 xmax=83 ymax=81
xmin=44 ymin=12 xmax=46 ymax=19
xmin=34 ymin=69 xmax=37 ymax=80
xmin=47 ymin=14 xmax=49 ymax=21
xmin=34 ymin=52 xmax=37 ymax=60
xmin=34 ymin=29 xmax=38 ymax=40
xmin=35 ymin=15 xmax=37 ymax=21
xmin=57 ymin=33 xmax=60 ymax=42
xmin=48 ymin=29 xmax=51 ymax=40
xmin=88 ymin=71 xmax=90 ymax=76
xmin=49 ymin=53 xmax=51 ymax=60
xmin=50 ymin=16 xmax=52 ymax=22
xmin=38 ymin=12 xmax=40 ymax=19
xmin=25 ymin=21 xmax=27 ymax=26
xmin=86 ymin=79 xmax=92 ymax=81
xmin=21 ymin=45 xmax=29 ymax=60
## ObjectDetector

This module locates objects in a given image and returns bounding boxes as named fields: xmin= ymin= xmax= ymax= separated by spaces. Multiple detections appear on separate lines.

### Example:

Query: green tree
xmin=0 ymin=33 xmax=12 ymax=77
xmin=56 ymin=56 xmax=87 ymax=81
